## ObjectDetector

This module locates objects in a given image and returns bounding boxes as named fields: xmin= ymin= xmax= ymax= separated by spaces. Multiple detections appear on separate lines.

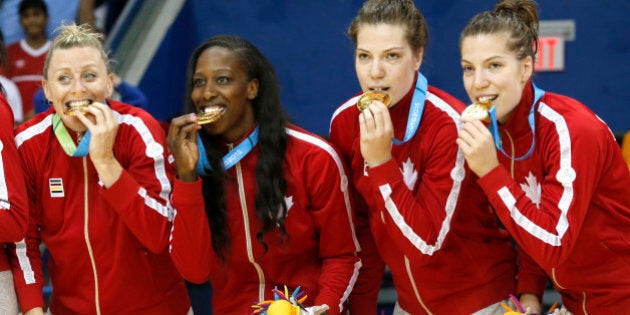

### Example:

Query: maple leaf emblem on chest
xmin=400 ymin=158 xmax=418 ymax=190
xmin=276 ymin=195 xmax=294 ymax=218
xmin=520 ymin=172 xmax=541 ymax=208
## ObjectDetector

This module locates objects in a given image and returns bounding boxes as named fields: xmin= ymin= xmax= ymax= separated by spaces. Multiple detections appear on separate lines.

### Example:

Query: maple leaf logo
xmin=400 ymin=158 xmax=418 ymax=190
xmin=275 ymin=196 xmax=294 ymax=226
xmin=284 ymin=195 xmax=294 ymax=213
xmin=520 ymin=172 xmax=541 ymax=208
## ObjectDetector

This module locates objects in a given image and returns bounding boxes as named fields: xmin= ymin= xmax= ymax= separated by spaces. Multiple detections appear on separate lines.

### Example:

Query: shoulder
xmin=15 ymin=112 xmax=53 ymax=149
xmin=537 ymin=92 xmax=614 ymax=147
xmin=108 ymin=100 xmax=167 ymax=148
xmin=420 ymin=86 xmax=466 ymax=134
xmin=109 ymin=99 xmax=159 ymax=126
xmin=538 ymin=92 xmax=603 ymax=131
xmin=6 ymin=42 xmax=20 ymax=52
xmin=330 ymin=95 xmax=361 ymax=125
xmin=426 ymin=85 xmax=466 ymax=114
xmin=286 ymin=124 xmax=343 ymax=163
xmin=0 ymin=96 xmax=13 ymax=121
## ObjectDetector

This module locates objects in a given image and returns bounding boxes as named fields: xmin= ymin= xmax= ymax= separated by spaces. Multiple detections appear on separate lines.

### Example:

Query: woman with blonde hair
xmin=9 ymin=24 xmax=191 ymax=314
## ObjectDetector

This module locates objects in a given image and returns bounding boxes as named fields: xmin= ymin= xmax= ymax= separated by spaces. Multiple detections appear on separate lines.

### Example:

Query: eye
xmin=193 ymin=77 xmax=205 ymax=87
xmin=57 ymin=75 xmax=70 ymax=83
xmin=216 ymin=76 xmax=229 ymax=85
xmin=461 ymin=65 xmax=474 ymax=74
xmin=489 ymin=62 xmax=502 ymax=70
xmin=356 ymin=52 xmax=369 ymax=61
xmin=386 ymin=52 xmax=400 ymax=60
xmin=84 ymin=73 xmax=97 ymax=80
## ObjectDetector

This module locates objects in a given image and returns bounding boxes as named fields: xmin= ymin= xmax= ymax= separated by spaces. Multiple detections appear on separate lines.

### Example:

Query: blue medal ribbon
xmin=196 ymin=125 xmax=260 ymax=176
xmin=392 ymin=72 xmax=428 ymax=145
xmin=488 ymin=83 xmax=545 ymax=161
xmin=52 ymin=113 xmax=91 ymax=157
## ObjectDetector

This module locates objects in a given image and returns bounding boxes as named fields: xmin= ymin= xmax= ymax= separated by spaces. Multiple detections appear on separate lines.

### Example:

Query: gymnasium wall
xmin=139 ymin=1 xmax=630 ymax=136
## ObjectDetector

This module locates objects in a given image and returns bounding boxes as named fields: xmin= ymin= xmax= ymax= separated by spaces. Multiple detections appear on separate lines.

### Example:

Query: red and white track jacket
xmin=478 ymin=83 xmax=630 ymax=313
xmin=0 ymin=94 xmax=28 ymax=272
xmin=9 ymin=100 xmax=190 ymax=314
xmin=169 ymin=124 xmax=361 ymax=315
xmin=329 ymin=80 xmax=519 ymax=314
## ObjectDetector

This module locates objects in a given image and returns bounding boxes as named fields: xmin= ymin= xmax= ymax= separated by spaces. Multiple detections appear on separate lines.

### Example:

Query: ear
xmin=246 ymin=78 xmax=259 ymax=100
xmin=106 ymin=73 xmax=115 ymax=98
xmin=413 ymin=48 xmax=424 ymax=71
xmin=42 ymin=79 xmax=51 ymax=101
xmin=521 ymin=55 xmax=534 ymax=83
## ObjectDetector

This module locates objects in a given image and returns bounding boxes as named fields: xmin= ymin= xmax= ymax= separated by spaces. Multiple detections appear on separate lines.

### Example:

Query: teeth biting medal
xmin=357 ymin=90 xmax=391 ymax=111
xmin=196 ymin=107 xmax=224 ymax=125
xmin=64 ymin=100 xmax=91 ymax=116
xmin=461 ymin=97 xmax=493 ymax=121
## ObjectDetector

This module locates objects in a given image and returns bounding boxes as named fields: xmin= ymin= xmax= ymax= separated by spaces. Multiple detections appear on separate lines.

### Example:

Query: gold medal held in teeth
xmin=461 ymin=100 xmax=492 ymax=121
xmin=357 ymin=91 xmax=391 ymax=111
xmin=196 ymin=107 xmax=224 ymax=125
xmin=64 ymin=102 xmax=90 ymax=116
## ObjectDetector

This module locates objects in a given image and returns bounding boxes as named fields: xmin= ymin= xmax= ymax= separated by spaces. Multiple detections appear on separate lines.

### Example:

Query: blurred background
xmin=113 ymin=1 xmax=629 ymax=137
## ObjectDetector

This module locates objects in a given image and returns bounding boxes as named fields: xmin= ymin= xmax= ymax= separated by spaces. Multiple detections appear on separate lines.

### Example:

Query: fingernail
xmin=190 ymin=113 xmax=197 ymax=120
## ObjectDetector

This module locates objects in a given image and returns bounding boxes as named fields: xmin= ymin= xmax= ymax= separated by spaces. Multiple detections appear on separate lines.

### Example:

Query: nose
xmin=369 ymin=59 xmax=385 ymax=80
xmin=71 ymin=77 xmax=88 ymax=93
xmin=202 ymin=85 xmax=217 ymax=101
xmin=473 ymin=70 xmax=489 ymax=89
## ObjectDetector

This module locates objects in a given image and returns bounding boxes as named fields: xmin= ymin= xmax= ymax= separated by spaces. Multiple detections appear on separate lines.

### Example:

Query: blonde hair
xmin=43 ymin=23 xmax=111 ymax=79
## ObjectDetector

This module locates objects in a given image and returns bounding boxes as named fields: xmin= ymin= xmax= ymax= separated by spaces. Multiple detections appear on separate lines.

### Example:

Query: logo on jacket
xmin=400 ymin=158 xmax=418 ymax=190
xmin=49 ymin=178 xmax=65 ymax=198
xmin=277 ymin=195 xmax=294 ymax=218
xmin=520 ymin=172 xmax=541 ymax=208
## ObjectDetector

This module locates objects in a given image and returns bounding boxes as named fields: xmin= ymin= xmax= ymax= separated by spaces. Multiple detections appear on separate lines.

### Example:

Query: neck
xmin=26 ymin=35 xmax=47 ymax=49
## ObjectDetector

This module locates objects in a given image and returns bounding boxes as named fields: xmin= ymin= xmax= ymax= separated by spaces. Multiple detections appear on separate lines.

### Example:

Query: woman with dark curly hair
xmin=168 ymin=34 xmax=360 ymax=315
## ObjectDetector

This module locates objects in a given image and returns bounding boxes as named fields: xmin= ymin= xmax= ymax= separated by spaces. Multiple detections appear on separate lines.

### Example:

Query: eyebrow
xmin=461 ymin=55 xmax=504 ymax=64
xmin=356 ymin=46 xmax=404 ymax=53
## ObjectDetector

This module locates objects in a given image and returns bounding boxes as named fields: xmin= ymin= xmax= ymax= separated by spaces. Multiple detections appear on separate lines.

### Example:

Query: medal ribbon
xmin=392 ymin=72 xmax=428 ymax=145
xmin=488 ymin=83 xmax=545 ymax=161
xmin=52 ymin=113 xmax=91 ymax=157
xmin=196 ymin=125 xmax=260 ymax=176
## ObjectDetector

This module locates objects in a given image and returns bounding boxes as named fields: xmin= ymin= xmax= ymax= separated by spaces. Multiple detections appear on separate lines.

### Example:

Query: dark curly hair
xmin=184 ymin=35 xmax=289 ymax=261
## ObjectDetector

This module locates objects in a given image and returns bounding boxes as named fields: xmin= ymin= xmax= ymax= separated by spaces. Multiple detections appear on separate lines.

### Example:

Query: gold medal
xmin=64 ymin=101 xmax=90 ymax=116
xmin=461 ymin=100 xmax=492 ymax=121
xmin=196 ymin=107 xmax=224 ymax=125
xmin=357 ymin=91 xmax=391 ymax=111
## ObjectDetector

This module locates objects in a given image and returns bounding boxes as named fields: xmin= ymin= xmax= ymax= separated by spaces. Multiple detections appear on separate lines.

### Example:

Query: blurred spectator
xmin=0 ymin=29 xmax=23 ymax=124
xmin=5 ymin=0 xmax=50 ymax=121
xmin=0 ymin=0 xmax=80 ymax=45
xmin=77 ymin=0 xmax=129 ymax=35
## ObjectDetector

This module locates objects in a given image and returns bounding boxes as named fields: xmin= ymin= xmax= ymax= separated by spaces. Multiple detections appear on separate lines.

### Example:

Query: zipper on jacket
xmin=404 ymin=255 xmax=432 ymax=314
xmin=550 ymin=268 xmax=566 ymax=290
xmin=553 ymin=269 xmax=588 ymax=314
xmin=81 ymin=138 xmax=102 ymax=315
xmin=233 ymin=144 xmax=266 ymax=302
xmin=504 ymin=130 xmax=516 ymax=177
xmin=581 ymin=292 xmax=588 ymax=314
